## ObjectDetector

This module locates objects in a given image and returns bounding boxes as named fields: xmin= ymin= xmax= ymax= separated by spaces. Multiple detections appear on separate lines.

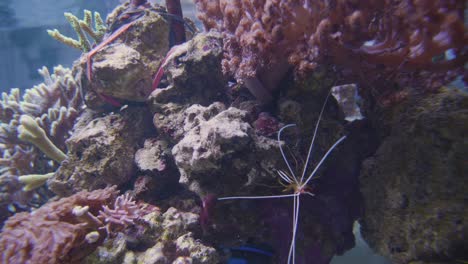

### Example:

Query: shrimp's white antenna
xmin=277 ymin=170 xmax=294 ymax=184
xmin=288 ymin=194 xmax=301 ymax=264
xmin=278 ymin=124 xmax=298 ymax=184
xmin=218 ymin=193 xmax=297 ymax=201
xmin=218 ymin=88 xmax=348 ymax=264
xmin=302 ymin=135 xmax=347 ymax=187
xmin=300 ymin=90 xmax=332 ymax=183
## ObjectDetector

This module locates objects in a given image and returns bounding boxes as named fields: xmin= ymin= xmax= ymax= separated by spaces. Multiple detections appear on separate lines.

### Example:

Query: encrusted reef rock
xmin=149 ymin=56 xmax=362 ymax=262
xmin=105 ymin=4 xmax=171 ymax=67
xmin=79 ymin=2 xmax=193 ymax=108
xmin=148 ymin=31 xmax=225 ymax=109
xmin=149 ymin=31 xmax=227 ymax=142
xmin=172 ymin=102 xmax=280 ymax=196
xmin=133 ymin=138 xmax=180 ymax=200
xmin=87 ymin=44 xmax=154 ymax=102
xmin=135 ymin=139 xmax=173 ymax=173
xmin=84 ymin=196 xmax=221 ymax=264
xmin=169 ymin=92 xmax=360 ymax=263
xmin=360 ymin=88 xmax=468 ymax=263
xmin=49 ymin=106 xmax=153 ymax=196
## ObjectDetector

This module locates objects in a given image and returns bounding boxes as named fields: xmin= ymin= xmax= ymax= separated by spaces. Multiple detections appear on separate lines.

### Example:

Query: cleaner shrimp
xmin=218 ymin=92 xmax=347 ymax=264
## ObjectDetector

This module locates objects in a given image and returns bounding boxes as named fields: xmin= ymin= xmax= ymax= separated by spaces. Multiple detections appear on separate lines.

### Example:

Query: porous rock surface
xmin=85 ymin=196 xmax=221 ymax=264
xmin=154 ymin=62 xmax=360 ymax=263
xmin=49 ymin=106 xmax=153 ymax=196
xmin=360 ymin=88 xmax=468 ymax=263
xmin=88 ymin=44 xmax=153 ymax=102
xmin=171 ymin=102 xmax=281 ymax=196
xmin=149 ymin=32 xmax=227 ymax=143
xmin=78 ymin=4 xmax=174 ymax=108
xmin=148 ymin=31 xmax=225 ymax=109
xmin=133 ymin=138 xmax=180 ymax=200
xmin=135 ymin=138 xmax=173 ymax=173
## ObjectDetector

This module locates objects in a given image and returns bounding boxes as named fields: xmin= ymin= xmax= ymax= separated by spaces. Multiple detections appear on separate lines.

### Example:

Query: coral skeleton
xmin=218 ymin=93 xmax=346 ymax=264
xmin=47 ymin=10 xmax=106 ymax=52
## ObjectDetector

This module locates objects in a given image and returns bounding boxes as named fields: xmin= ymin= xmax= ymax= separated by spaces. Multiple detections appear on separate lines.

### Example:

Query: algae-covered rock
xmin=87 ymin=44 xmax=153 ymax=102
xmin=138 ymin=242 xmax=168 ymax=264
xmin=145 ymin=56 xmax=362 ymax=263
xmin=360 ymin=88 xmax=468 ymax=263
xmin=139 ymin=205 xmax=221 ymax=263
xmin=171 ymin=102 xmax=281 ymax=196
xmin=48 ymin=106 xmax=153 ymax=196
xmin=86 ymin=233 xmax=128 ymax=264
xmin=133 ymin=138 xmax=180 ymax=200
xmin=84 ymin=197 xmax=221 ymax=264
xmin=77 ymin=3 xmax=177 ymax=108
xmin=148 ymin=31 xmax=225 ymax=109
xmin=172 ymin=105 xmax=251 ymax=173
xmin=152 ymin=101 xmax=228 ymax=144
xmin=174 ymin=232 xmax=218 ymax=263
xmin=135 ymin=139 xmax=174 ymax=174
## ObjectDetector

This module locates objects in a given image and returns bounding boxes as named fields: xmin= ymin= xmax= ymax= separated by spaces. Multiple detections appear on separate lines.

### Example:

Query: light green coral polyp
xmin=47 ymin=10 xmax=106 ymax=52
xmin=18 ymin=173 xmax=54 ymax=191
xmin=18 ymin=115 xmax=67 ymax=163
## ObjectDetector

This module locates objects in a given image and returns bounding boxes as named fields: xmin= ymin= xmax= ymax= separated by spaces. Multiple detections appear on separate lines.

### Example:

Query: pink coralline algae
xmin=195 ymin=0 xmax=466 ymax=94
xmin=253 ymin=112 xmax=280 ymax=137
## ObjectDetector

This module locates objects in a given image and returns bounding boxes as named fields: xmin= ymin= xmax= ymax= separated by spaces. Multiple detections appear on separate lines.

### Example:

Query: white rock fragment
xmin=331 ymin=84 xmax=364 ymax=122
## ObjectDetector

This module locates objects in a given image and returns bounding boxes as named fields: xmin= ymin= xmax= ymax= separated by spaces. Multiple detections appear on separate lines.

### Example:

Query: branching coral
xmin=17 ymin=115 xmax=67 ymax=163
xmin=195 ymin=0 xmax=466 ymax=100
xmin=47 ymin=10 xmax=106 ymax=52
xmin=0 ymin=145 xmax=35 ymax=177
xmin=18 ymin=173 xmax=55 ymax=192
xmin=0 ymin=65 xmax=82 ymax=216
xmin=1 ymin=66 xmax=82 ymax=150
